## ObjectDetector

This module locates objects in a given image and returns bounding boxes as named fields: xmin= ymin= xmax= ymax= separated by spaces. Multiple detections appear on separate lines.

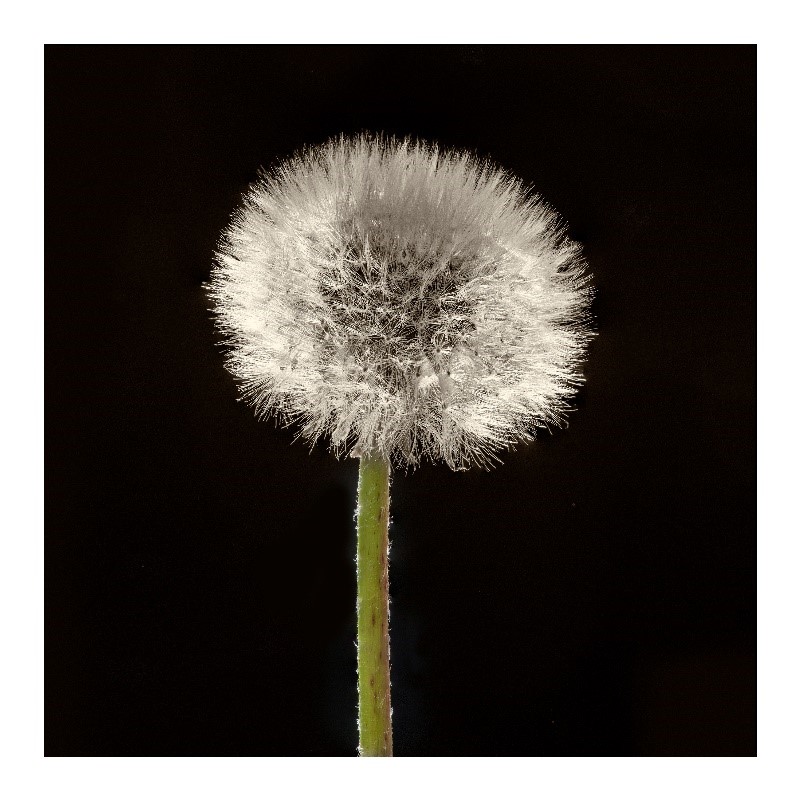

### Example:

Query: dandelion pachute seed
xmin=208 ymin=134 xmax=593 ymax=470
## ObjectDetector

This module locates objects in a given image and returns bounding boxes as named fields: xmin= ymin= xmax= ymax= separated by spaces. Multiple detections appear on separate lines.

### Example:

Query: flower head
xmin=208 ymin=134 xmax=592 ymax=469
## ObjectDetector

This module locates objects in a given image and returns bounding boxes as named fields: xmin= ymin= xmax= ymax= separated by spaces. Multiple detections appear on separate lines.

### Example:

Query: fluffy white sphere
xmin=208 ymin=135 xmax=593 ymax=469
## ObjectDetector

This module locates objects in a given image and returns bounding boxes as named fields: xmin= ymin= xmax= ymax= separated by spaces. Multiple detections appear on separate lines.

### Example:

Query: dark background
xmin=46 ymin=45 xmax=755 ymax=756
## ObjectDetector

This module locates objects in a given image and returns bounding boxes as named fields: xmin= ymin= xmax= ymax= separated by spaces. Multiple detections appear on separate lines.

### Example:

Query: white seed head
xmin=208 ymin=134 xmax=593 ymax=470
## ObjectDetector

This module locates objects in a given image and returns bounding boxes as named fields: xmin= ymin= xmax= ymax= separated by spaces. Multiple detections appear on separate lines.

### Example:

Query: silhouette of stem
xmin=356 ymin=453 xmax=393 ymax=756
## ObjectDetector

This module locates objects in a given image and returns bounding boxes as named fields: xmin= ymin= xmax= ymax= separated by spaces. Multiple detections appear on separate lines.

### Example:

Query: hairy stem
xmin=356 ymin=452 xmax=393 ymax=756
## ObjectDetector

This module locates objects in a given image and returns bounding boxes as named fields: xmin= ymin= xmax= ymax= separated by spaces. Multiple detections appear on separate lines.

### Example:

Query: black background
xmin=46 ymin=45 xmax=755 ymax=756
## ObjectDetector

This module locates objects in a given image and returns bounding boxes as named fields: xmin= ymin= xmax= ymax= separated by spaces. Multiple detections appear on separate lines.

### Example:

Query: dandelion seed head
xmin=208 ymin=134 xmax=593 ymax=470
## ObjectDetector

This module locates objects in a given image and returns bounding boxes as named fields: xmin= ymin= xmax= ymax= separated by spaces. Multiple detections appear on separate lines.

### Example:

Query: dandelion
xmin=207 ymin=134 xmax=593 ymax=755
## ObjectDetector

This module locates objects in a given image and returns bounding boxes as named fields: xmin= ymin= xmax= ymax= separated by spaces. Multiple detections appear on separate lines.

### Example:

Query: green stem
xmin=356 ymin=452 xmax=393 ymax=756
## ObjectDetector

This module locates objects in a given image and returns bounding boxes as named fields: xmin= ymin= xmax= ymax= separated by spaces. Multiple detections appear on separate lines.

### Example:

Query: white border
xmin=3 ymin=3 xmax=795 ymax=798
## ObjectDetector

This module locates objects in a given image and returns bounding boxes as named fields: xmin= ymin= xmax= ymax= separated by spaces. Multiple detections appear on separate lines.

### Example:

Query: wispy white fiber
xmin=208 ymin=134 xmax=593 ymax=470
